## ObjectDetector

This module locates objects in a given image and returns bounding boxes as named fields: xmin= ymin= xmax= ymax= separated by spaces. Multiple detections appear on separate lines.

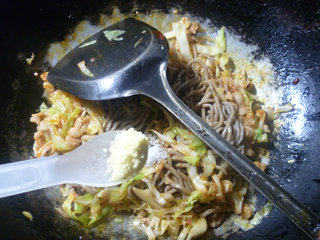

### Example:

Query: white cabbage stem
xmin=187 ymin=218 xmax=207 ymax=240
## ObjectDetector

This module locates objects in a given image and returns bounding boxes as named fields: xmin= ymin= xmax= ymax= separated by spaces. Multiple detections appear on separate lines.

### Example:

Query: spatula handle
xmin=0 ymin=156 xmax=61 ymax=198
xmin=146 ymin=69 xmax=320 ymax=240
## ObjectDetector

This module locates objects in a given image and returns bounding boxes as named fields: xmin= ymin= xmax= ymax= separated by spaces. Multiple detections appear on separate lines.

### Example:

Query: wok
xmin=0 ymin=0 xmax=319 ymax=239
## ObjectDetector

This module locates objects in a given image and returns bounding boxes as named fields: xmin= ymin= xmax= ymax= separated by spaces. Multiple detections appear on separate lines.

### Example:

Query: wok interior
xmin=0 ymin=1 xmax=319 ymax=239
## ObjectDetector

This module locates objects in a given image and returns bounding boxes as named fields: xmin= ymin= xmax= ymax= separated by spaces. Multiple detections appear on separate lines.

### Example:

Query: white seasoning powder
xmin=146 ymin=136 xmax=168 ymax=166
xmin=108 ymin=128 xmax=149 ymax=181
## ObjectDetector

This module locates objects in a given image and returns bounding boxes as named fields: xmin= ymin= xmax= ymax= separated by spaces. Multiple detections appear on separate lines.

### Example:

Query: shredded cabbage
xmin=216 ymin=27 xmax=226 ymax=52
xmin=254 ymin=127 xmax=268 ymax=143
xmin=232 ymin=202 xmax=273 ymax=231
xmin=187 ymin=166 xmax=207 ymax=194
xmin=103 ymin=30 xmax=125 ymax=41
xmin=84 ymin=103 xmax=107 ymax=134
xmin=50 ymin=127 xmax=70 ymax=152
xmin=195 ymin=27 xmax=226 ymax=56
xmin=172 ymin=22 xmax=192 ymax=61
xmin=39 ymin=91 xmax=83 ymax=152
xmin=231 ymin=179 xmax=248 ymax=215
xmin=174 ymin=191 xmax=201 ymax=218
xmin=79 ymin=39 xmax=97 ymax=48
xmin=219 ymin=54 xmax=234 ymax=71
xmin=250 ymin=202 xmax=273 ymax=225
xmin=269 ymin=103 xmax=294 ymax=119
xmin=39 ymin=102 xmax=48 ymax=112
xmin=177 ymin=225 xmax=192 ymax=240
xmin=109 ymin=171 xmax=146 ymax=203
xmin=276 ymin=103 xmax=294 ymax=113
xmin=76 ymin=193 xmax=94 ymax=205
xmin=62 ymin=191 xmax=114 ymax=227
xmin=195 ymin=44 xmax=221 ymax=56
xmin=244 ymin=89 xmax=254 ymax=109
xmin=77 ymin=60 xmax=94 ymax=77
xmin=187 ymin=217 xmax=207 ymax=240
xmin=158 ymin=127 xmax=206 ymax=166
xmin=202 ymin=150 xmax=216 ymax=178
xmin=60 ymin=107 xmax=81 ymax=137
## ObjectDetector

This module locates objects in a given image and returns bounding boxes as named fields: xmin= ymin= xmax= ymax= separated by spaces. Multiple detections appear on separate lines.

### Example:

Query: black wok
xmin=0 ymin=0 xmax=319 ymax=239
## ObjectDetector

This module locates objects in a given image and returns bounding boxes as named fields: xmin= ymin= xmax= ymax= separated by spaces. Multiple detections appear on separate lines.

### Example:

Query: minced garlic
xmin=108 ymin=128 xmax=149 ymax=181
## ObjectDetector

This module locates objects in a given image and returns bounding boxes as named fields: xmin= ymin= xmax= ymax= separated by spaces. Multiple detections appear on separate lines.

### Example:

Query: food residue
xmin=293 ymin=78 xmax=300 ymax=85
xmin=103 ymin=30 xmax=125 ymax=41
xmin=287 ymin=159 xmax=296 ymax=164
xmin=134 ymin=37 xmax=143 ymax=48
xmin=26 ymin=52 xmax=35 ymax=65
xmin=77 ymin=60 xmax=94 ymax=77
xmin=22 ymin=211 xmax=33 ymax=221
xmin=79 ymin=39 xmax=97 ymax=48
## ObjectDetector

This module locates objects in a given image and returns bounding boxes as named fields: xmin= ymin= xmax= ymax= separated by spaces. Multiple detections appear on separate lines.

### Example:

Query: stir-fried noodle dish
xmin=30 ymin=16 xmax=287 ymax=239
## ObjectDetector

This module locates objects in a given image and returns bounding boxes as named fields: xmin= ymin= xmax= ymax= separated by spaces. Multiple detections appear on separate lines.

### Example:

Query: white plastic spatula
xmin=0 ymin=131 xmax=129 ymax=198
